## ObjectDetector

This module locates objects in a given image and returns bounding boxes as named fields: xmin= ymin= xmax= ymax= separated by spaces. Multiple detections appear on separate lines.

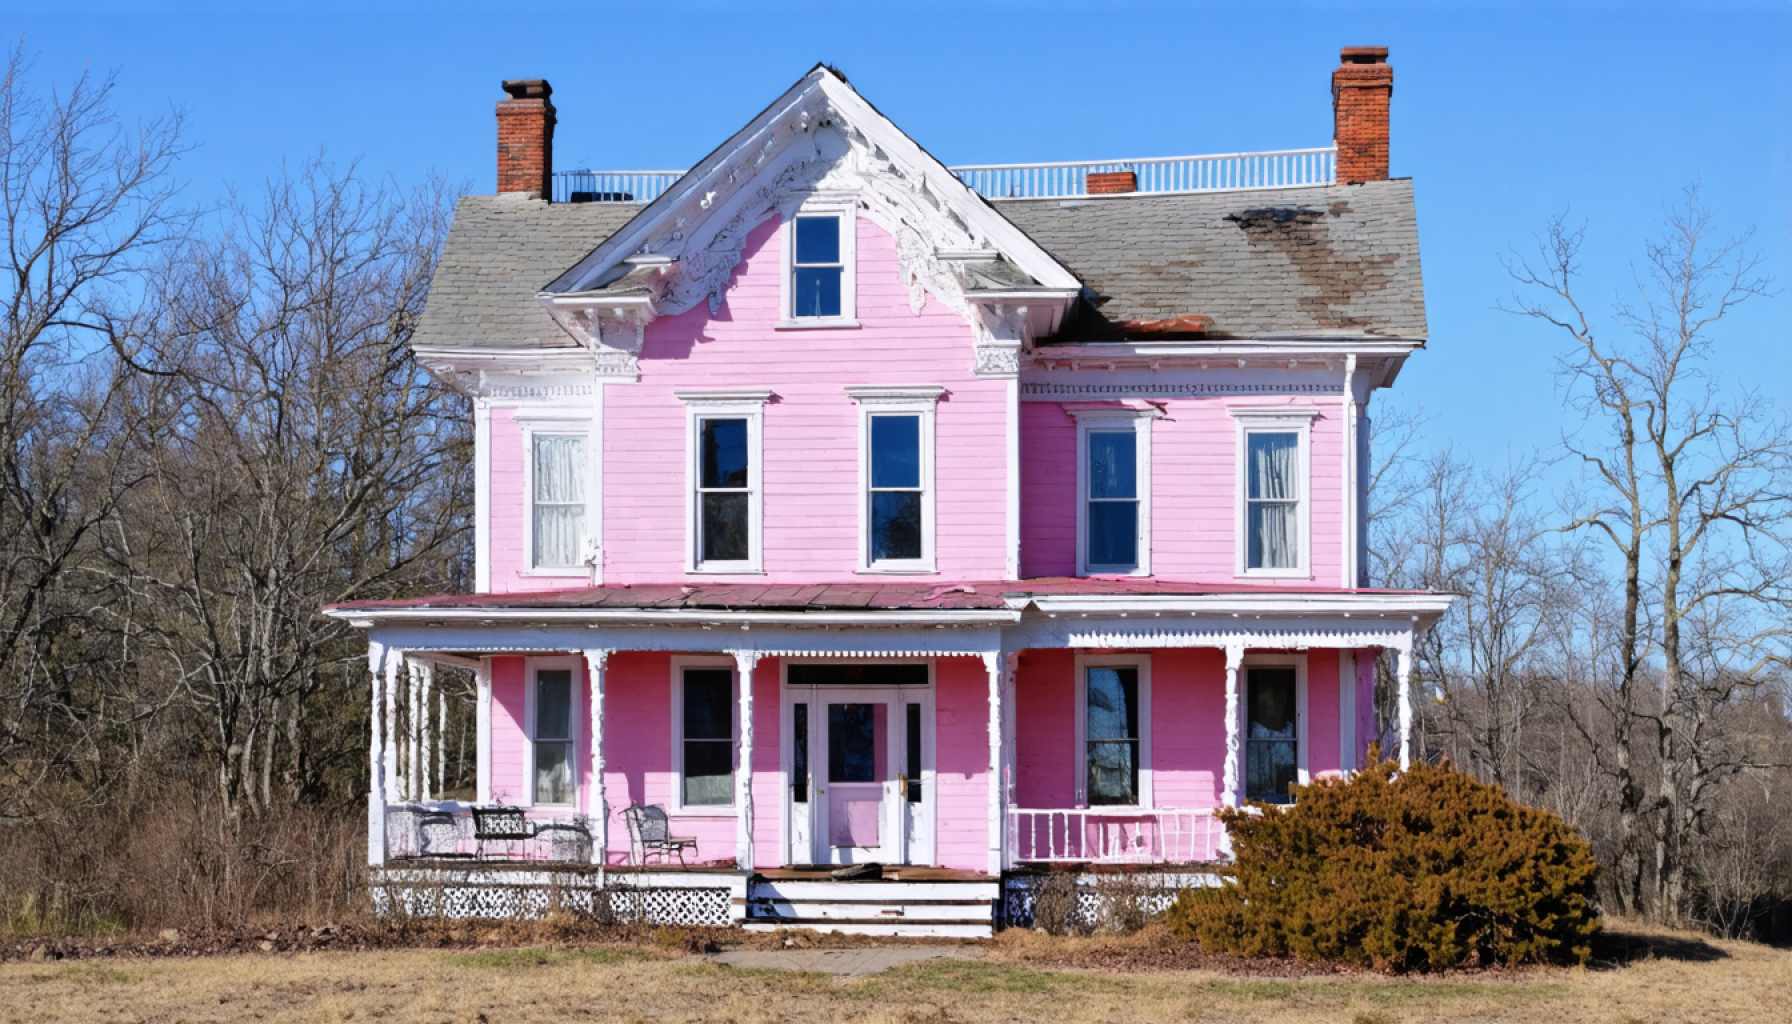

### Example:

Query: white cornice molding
xmin=674 ymin=387 xmax=775 ymax=405
xmin=844 ymin=384 xmax=946 ymax=405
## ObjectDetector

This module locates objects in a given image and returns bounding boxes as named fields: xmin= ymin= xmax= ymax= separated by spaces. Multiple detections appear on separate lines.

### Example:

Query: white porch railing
xmin=551 ymin=146 xmax=1336 ymax=204
xmin=1006 ymin=807 xmax=1225 ymax=866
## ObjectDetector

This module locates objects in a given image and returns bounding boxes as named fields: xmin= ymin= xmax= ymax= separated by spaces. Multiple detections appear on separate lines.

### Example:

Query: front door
xmin=789 ymin=683 xmax=931 ymax=866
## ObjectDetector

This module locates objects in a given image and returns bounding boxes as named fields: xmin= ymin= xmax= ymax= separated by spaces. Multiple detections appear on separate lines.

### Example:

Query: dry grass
xmin=0 ymin=922 xmax=1783 ymax=1024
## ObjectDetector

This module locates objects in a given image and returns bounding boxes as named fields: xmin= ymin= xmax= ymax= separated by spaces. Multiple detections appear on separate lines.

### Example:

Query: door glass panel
xmin=827 ymin=702 xmax=886 ymax=783
xmin=792 ymin=703 xmax=809 ymax=804
xmin=905 ymin=702 xmax=922 ymax=804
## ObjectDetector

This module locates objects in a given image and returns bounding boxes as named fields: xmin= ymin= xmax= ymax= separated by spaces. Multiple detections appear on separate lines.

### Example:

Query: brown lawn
xmin=0 ymin=922 xmax=1783 ymax=1024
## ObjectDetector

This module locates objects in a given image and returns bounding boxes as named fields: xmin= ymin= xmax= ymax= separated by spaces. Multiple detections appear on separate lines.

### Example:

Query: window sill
xmin=518 ymin=568 xmax=593 ymax=579
xmin=668 ymin=804 xmax=739 ymax=818
xmin=773 ymin=318 xmax=861 ymax=330
xmin=856 ymin=564 xmax=938 ymax=576
xmin=1235 ymin=568 xmax=1313 ymax=581
xmin=686 ymin=566 xmax=765 ymax=576
xmin=1080 ymin=567 xmax=1152 ymax=578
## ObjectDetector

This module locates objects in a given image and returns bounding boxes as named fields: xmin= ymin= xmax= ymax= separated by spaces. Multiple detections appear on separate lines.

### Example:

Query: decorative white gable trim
xmin=539 ymin=66 xmax=1078 ymax=352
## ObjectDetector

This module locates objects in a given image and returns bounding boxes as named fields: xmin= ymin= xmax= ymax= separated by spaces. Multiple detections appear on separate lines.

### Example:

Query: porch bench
xmin=471 ymin=805 xmax=535 ymax=860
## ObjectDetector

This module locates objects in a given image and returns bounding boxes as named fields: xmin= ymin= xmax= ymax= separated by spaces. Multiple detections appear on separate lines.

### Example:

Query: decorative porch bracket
xmin=1394 ymin=638 xmax=1414 ymax=771
xmin=1218 ymin=642 xmax=1246 ymax=858
xmin=583 ymin=649 xmax=612 ymax=881
xmin=730 ymin=649 xmax=762 ymax=870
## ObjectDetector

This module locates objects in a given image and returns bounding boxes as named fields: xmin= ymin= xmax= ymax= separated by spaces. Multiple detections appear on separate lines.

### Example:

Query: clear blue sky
xmin=15 ymin=1 xmax=1790 ymax=478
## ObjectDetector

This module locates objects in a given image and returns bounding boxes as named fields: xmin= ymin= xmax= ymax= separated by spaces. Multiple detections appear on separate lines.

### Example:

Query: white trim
xmin=781 ymin=196 xmax=857 ymax=324
xmin=679 ymin=392 xmax=769 ymax=574
xmin=848 ymin=387 xmax=942 ymax=574
xmin=670 ymin=655 xmax=741 ymax=817
xmin=475 ymin=658 xmax=492 ymax=804
xmin=1341 ymin=355 xmax=1359 ymax=589
xmin=473 ymin=401 xmax=491 ymax=591
xmin=515 ymin=408 xmax=598 ymax=578
xmin=1240 ymin=653 xmax=1308 ymax=805
xmin=591 ymin=379 xmax=606 ymax=585
xmin=331 ymin=606 xmax=1021 ymax=628
xmin=1230 ymin=407 xmax=1319 ymax=580
xmin=521 ymin=655 xmax=581 ymax=810
xmin=1072 ymin=653 xmax=1153 ymax=810
xmin=1072 ymin=408 xmax=1155 ymax=576
xmin=1017 ymin=591 xmax=1455 ymax=619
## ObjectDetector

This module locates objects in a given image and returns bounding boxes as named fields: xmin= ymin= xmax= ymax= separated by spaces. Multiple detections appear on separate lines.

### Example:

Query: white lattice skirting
xmin=1000 ymin=871 xmax=1224 ymax=930
xmin=370 ymin=868 xmax=740 ymax=927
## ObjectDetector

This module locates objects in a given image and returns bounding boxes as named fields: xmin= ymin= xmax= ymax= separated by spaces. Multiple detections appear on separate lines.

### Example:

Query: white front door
xmin=787 ymin=683 xmax=932 ymax=866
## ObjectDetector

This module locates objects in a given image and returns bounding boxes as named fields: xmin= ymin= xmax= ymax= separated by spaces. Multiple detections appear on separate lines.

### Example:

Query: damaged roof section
xmin=1000 ymin=178 xmax=1426 ymax=341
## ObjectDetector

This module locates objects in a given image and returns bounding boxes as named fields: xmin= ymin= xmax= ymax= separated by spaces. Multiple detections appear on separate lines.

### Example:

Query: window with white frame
xmin=1245 ymin=664 xmax=1301 ymax=804
xmin=531 ymin=665 xmax=576 ymax=806
xmin=848 ymin=386 xmax=941 ymax=572
xmin=676 ymin=663 xmax=735 ymax=808
xmin=1074 ymin=410 xmax=1153 ymax=575
xmin=679 ymin=391 xmax=768 ymax=572
xmin=1233 ymin=409 xmax=1316 ymax=576
xmin=1078 ymin=656 xmax=1150 ymax=807
xmin=529 ymin=432 xmax=588 ymax=570
xmin=782 ymin=201 xmax=855 ymax=324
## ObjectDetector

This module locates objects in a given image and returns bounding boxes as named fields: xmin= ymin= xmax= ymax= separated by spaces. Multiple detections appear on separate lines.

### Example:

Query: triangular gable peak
xmin=538 ymin=65 xmax=1080 ymax=378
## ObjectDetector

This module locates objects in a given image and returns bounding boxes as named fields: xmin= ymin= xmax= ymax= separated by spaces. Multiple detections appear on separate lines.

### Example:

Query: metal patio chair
xmin=533 ymin=818 xmax=594 ymax=863
xmin=416 ymin=811 xmax=473 ymax=859
xmin=622 ymin=804 xmax=699 ymax=866
xmin=471 ymin=805 xmax=535 ymax=860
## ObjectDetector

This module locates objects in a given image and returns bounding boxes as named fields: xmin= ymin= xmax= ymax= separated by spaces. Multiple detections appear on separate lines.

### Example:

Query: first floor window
xmin=1245 ymin=430 xmax=1301 ymax=570
xmin=1085 ymin=665 xmax=1141 ymax=805
xmin=1246 ymin=666 xmax=1298 ymax=804
xmin=869 ymin=413 xmax=923 ymax=563
xmin=698 ymin=416 xmax=750 ymax=565
xmin=532 ymin=668 xmax=574 ymax=805
xmin=530 ymin=433 xmax=586 ymax=569
xmin=680 ymin=667 xmax=734 ymax=806
xmin=1085 ymin=428 xmax=1140 ymax=571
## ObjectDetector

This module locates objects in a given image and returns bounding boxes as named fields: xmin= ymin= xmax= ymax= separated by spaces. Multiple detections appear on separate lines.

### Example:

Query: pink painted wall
xmin=1019 ymin=397 xmax=1350 ymax=584
xmin=485 ymin=653 xmax=994 ymax=871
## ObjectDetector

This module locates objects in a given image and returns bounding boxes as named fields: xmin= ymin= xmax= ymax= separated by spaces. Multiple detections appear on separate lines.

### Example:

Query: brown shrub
xmin=1165 ymin=757 xmax=1601 ymax=972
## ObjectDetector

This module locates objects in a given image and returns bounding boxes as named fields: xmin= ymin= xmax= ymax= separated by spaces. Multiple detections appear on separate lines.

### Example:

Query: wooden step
xmin=749 ymin=879 xmax=998 ymax=902
xmin=742 ymin=917 xmax=993 ymax=939
xmin=746 ymin=897 xmax=992 ymax=922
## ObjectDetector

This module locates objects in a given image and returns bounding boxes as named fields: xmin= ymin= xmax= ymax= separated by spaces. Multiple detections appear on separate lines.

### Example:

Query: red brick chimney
xmin=1332 ymin=47 xmax=1392 ymax=184
xmin=497 ymin=79 xmax=555 ymax=198
xmin=1086 ymin=170 xmax=1137 ymax=195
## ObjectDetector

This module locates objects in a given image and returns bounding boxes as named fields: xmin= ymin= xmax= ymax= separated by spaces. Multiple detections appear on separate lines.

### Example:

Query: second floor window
xmin=1245 ymin=430 xmax=1301 ymax=571
xmin=530 ymin=433 xmax=587 ymax=570
xmin=869 ymin=414 xmax=923 ymax=562
xmin=1075 ymin=409 xmax=1153 ymax=575
xmin=699 ymin=417 xmax=750 ymax=564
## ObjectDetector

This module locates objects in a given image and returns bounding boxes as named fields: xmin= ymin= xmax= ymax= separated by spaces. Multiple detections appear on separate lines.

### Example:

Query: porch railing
xmin=1007 ymin=807 xmax=1225 ymax=866
xmin=551 ymin=146 xmax=1336 ymax=204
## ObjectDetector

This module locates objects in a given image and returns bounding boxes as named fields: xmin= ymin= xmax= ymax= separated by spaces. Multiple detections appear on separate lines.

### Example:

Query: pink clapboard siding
xmin=1012 ymin=649 xmax=1347 ymax=811
xmin=485 ymin=653 xmax=996 ymax=871
xmin=1019 ymin=398 xmax=1348 ymax=584
xmin=601 ymin=214 xmax=1006 ymax=584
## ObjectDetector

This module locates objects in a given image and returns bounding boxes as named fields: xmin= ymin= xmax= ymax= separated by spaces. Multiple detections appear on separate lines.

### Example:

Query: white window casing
xmin=521 ymin=655 xmax=581 ymax=809
xmin=1072 ymin=407 xmax=1156 ymax=576
xmin=777 ymin=195 xmax=858 ymax=328
xmin=670 ymin=655 xmax=739 ymax=816
xmin=678 ymin=389 xmax=771 ymax=574
xmin=1231 ymin=407 xmax=1319 ymax=579
xmin=517 ymin=410 xmax=598 ymax=578
xmin=1073 ymin=652 xmax=1153 ymax=810
xmin=1239 ymin=652 xmax=1309 ymax=806
xmin=847 ymin=386 xmax=943 ymax=574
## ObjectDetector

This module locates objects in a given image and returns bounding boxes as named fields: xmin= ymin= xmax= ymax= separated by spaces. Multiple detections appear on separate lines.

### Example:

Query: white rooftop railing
xmin=551 ymin=146 xmax=1336 ymax=204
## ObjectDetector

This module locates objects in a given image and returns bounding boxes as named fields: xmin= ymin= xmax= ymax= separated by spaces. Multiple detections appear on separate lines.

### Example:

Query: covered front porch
xmin=331 ymin=582 xmax=1445 ymax=892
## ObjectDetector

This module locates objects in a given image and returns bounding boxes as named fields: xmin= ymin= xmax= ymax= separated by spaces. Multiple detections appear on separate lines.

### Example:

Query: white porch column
xmin=1396 ymin=640 xmax=1415 ymax=771
xmin=406 ymin=660 xmax=422 ymax=802
xmin=731 ymin=650 xmax=761 ymax=870
xmin=418 ymin=661 xmax=434 ymax=801
xmin=1219 ymin=641 xmax=1246 ymax=859
xmin=436 ymin=683 xmax=446 ymax=798
xmin=367 ymin=640 xmax=388 ymax=866
xmin=383 ymin=649 xmax=403 ymax=803
xmin=475 ymin=658 xmax=493 ymax=804
xmin=982 ymin=650 xmax=1005 ymax=876
xmin=583 ymin=649 xmax=611 ymax=877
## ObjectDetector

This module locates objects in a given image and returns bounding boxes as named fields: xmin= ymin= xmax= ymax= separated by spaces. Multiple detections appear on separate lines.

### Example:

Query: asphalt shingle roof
xmin=411 ymin=179 xmax=1425 ymax=350
xmin=998 ymin=178 xmax=1426 ymax=340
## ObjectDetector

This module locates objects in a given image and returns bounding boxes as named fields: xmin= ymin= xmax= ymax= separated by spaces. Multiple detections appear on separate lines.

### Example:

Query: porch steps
xmin=741 ymin=876 xmax=998 ymax=939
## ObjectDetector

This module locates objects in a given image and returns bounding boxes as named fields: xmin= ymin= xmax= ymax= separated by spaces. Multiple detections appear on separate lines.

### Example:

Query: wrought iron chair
xmin=622 ymin=804 xmax=699 ymax=866
xmin=533 ymin=818 xmax=594 ymax=863
xmin=471 ymin=805 xmax=534 ymax=860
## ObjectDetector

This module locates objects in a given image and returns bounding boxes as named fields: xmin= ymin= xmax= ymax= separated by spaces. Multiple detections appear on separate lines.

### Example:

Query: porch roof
xmin=326 ymin=578 xmax=1444 ymax=617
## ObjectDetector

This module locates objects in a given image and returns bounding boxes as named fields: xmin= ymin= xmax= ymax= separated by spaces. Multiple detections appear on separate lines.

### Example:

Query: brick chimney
xmin=497 ymin=79 xmax=555 ymax=198
xmin=1086 ymin=170 xmax=1137 ymax=195
xmin=1332 ymin=47 xmax=1392 ymax=184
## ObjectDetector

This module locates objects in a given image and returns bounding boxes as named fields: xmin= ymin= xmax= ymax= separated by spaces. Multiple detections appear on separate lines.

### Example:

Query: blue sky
xmin=15 ymin=1 xmax=1790 ymax=480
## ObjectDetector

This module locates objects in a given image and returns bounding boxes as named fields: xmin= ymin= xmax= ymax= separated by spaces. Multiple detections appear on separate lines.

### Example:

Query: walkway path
xmin=707 ymin=944 xmax=981 ymax=977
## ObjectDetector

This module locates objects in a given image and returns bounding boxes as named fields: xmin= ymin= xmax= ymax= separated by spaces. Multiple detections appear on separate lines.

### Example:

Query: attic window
xmin=779 ymin=201 xmax=856 ymax=327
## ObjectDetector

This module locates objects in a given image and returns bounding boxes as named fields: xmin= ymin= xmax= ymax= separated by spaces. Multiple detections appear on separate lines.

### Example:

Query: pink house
xmin=329 ymin=48 xmax=1451 ymax=936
